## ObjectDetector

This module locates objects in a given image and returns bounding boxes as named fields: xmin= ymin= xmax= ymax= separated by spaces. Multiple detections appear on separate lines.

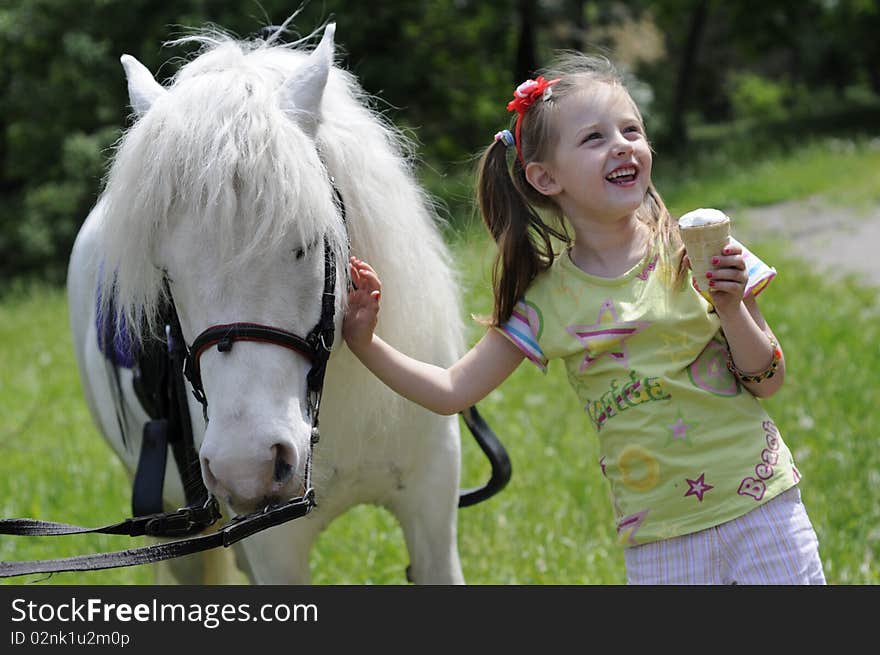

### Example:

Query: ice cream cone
xmin=678 ymin=208 xmax=731 ymax=302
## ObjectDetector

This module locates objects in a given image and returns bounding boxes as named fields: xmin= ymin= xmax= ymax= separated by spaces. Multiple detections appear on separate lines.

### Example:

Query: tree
xmin=0 ymin=0 xmax=518 ymax=281
xmin=2 ymin=0 xmax=878 ymax=282
xmin=516 ymin=0 xmax=539 ymax=82
xmin=667 ymin=0 xmax=709 ymax=145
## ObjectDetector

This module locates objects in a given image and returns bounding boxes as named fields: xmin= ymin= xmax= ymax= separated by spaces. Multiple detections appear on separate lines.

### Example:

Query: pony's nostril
xmin=271 ymin=444 xmax=294 ymax=483
xmin=201 ymin=457 xmax=233 ymax=505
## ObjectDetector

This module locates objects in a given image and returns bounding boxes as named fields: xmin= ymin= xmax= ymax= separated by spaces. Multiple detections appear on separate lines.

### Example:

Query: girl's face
xmin=536 ymin=84 xmax=652 ymax=225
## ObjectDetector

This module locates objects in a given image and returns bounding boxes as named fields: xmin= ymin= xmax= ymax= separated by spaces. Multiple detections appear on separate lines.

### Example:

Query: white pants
xmin=624 ymin=487 xmax=826 ymax=585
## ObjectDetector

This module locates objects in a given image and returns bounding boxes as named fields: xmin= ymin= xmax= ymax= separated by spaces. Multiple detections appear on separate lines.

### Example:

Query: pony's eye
xmin=293 ymin=237 xmax=320 ymax=260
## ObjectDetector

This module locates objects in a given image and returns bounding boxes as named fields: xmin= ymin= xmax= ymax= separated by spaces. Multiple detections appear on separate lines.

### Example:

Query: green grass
xmin=1 ymin=136 xmax=878 ymax=585
xmin=2 ymin=241 xmax=876 ymax=585
xmin=759 ymin=263 xmax=880 ymax=584
xmin=657 ymin=137 xmax=880 ymax=215
xmin=0 ymin=286 xmax=153 ymax=584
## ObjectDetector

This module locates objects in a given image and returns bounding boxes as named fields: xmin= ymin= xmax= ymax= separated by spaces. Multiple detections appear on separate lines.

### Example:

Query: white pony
xmin=66 ymin=23 xmax=468 ymax=584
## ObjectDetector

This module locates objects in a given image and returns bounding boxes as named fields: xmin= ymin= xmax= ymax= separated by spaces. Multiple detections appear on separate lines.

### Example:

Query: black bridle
xmin=0 ymin=184 xmax=512 ymax=580
xmin=186 ymin=235 xmax=337 ymax=421
xmin=0 ymin=198 xmax=342 ymax=578
xmin=182 ymin=232 xmax=339 ymax=511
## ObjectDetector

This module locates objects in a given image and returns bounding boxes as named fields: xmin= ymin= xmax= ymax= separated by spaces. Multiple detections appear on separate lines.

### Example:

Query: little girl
xmin=343 ymin=53 xmax=825 ymax=584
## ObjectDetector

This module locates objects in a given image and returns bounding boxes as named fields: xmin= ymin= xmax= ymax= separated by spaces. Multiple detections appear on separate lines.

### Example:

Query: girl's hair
xmin=477 ymin=52 xmax=684 ymax=326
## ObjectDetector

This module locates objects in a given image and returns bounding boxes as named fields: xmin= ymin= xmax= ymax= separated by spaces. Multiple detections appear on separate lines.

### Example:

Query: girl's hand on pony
xmin=700 ymin=241 xmax=750 ymax=316
xmin=343 ymin=256 xmax=382 ymax=353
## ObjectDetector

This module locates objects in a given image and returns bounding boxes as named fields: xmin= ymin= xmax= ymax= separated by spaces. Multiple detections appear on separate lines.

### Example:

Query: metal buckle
xmin=220 ymin=490 xmax=316 ymax=547
xmin=307 ymin=389 xmax=322 ymax=420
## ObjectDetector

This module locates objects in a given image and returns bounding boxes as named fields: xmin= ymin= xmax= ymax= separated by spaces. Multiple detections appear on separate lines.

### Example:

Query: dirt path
xmin=734 ymin=196 xmax=880 ymax=288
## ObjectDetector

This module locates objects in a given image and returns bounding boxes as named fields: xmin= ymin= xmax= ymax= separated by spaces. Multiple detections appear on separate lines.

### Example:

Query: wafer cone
xmin=679 ymin=215 xmax=730 ymax=302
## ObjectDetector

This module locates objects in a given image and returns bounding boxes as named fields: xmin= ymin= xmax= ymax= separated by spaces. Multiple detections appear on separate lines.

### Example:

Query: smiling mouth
xmin=606 ymin=166 xmax=638 ymax=184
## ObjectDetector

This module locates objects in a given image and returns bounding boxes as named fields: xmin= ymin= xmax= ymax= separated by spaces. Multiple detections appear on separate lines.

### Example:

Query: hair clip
xmin=505 ymin=75 xmax=561 ymax=163
xmin=507 ymin=76 xmax=558 ymax=115
xmin=494 ymin=129 xmax=515 ymax=149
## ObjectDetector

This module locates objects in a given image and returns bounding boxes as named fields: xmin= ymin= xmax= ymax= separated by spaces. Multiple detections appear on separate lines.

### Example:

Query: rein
xmin=0 ymin=495 xmax=314 ymax=577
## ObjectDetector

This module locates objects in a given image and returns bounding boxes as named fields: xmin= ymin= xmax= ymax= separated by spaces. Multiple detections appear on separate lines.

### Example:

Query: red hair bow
xmin=506 ymin=76 xmax=560 ymax=163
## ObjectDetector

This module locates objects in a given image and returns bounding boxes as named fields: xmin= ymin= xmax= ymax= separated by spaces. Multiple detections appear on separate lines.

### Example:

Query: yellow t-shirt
xmin=497 ymin=241 xmax=798 ymax=547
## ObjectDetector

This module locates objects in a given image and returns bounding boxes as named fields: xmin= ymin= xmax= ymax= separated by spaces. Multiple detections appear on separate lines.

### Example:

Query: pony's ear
xmin=120 ymin=54 xmax=166 ymax=117
xmin=279 ymin=22 xmax=336 ymax=135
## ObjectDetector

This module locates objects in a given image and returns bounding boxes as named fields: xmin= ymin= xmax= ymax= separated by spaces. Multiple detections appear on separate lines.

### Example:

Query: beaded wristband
xmin=726 ymin=336 xmax=782 ymax=383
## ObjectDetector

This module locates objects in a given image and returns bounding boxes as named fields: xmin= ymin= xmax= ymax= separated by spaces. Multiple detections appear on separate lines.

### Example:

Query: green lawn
xmin=0 ymin=285 xmax=154 ymax=584
xmin=656 ymin=137 xmax=880 ymax=214
xmin=1 ymin=135 xmax=878 ymax=585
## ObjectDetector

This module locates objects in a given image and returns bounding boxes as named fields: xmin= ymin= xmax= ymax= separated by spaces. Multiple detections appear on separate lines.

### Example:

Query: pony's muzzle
xmin=200 ymin=441 xmax=299 ymax=511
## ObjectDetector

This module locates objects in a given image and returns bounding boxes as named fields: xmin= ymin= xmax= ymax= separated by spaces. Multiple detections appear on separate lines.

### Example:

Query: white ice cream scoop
xmin=678 ymin=207 xmax=730 ymax=228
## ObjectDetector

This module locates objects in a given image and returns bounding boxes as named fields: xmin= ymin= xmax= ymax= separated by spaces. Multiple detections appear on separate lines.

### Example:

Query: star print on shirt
xmin=684 ymin=473 xmax=714 ymax=501
xmin=665 ymin=411 xmax=696 ymax=448
xmin=670 ymin=417 xmax=689 ymax=439
xmin=657 ymin=331 xmax=693 ymax=364
xmin=566 ymin=298 xmax=650 ymax=372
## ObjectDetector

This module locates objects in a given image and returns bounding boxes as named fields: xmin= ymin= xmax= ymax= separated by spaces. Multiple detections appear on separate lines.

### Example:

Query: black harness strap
xmin=458 ymin=406 xmax=512 ymax=507
xmin=131 ymin=419 xmax=169 ymax=517
xmin=132 ymin=285 xmax=210 ymax=517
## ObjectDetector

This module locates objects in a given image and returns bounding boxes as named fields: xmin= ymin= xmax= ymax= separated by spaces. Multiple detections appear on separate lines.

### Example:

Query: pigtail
xmin=477 ymin=140 xmax=569 ymax=326
xmin=477 ymin=140 xmax=517 ymax=244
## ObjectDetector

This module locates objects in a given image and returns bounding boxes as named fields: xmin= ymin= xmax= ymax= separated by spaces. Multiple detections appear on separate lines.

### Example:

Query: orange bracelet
xmin=727 ymin=337 xmax=782 ymax=383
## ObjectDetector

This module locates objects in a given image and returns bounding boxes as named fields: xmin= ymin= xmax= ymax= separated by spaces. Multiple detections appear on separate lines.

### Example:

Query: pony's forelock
xmin=99 ymin=35 xmax=346 ymax=341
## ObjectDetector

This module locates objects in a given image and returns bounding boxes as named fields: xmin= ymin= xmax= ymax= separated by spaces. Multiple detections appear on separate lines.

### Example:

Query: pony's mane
xmin=98 ymin=27 xmax=463 ymax=372
xmin=312 ymin=65 xmax=464 ymax=362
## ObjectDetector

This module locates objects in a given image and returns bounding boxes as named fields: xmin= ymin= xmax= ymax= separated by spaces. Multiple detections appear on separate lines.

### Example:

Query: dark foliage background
xmin=1 ymin=0 xmax=878 ymax=283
